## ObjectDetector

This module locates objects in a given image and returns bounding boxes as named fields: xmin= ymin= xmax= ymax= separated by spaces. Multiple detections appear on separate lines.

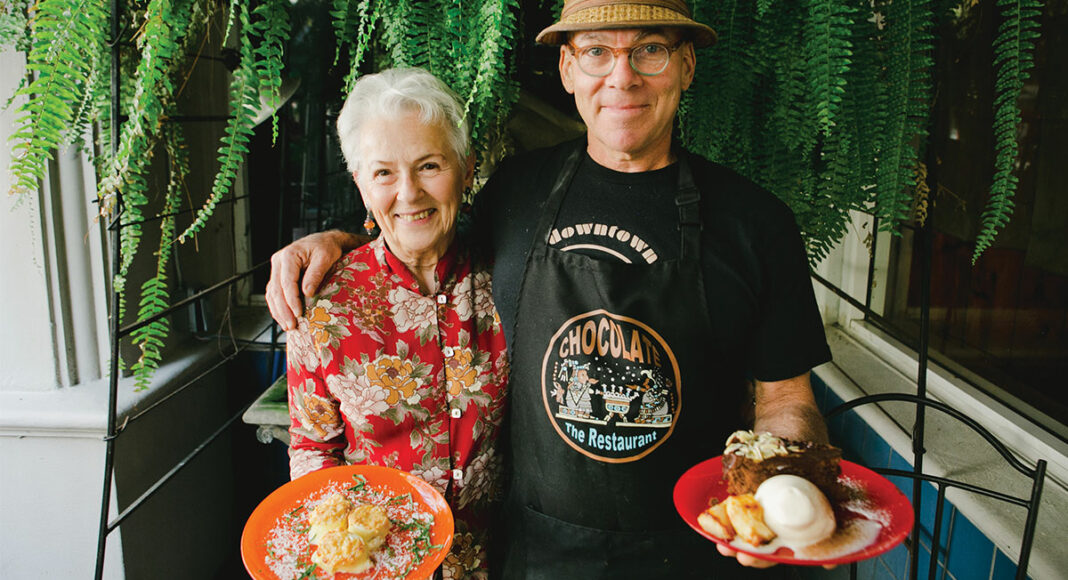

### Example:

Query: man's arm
xmin=717 ymin=371 xmax=830 ymax=568
xmin=752 ymin=371 xmax=828 ymax=444
xmin=265 ymin=230 xmax=365 ymax=330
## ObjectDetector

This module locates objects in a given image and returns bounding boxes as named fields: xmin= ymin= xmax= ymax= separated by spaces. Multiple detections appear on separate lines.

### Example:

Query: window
xmin=875 ymin=4 xmax=1067 ymax=437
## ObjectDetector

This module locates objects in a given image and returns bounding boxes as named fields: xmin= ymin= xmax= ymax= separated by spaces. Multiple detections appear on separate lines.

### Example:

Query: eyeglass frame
xmin=565 ymin=40 xmax=687 ymax=78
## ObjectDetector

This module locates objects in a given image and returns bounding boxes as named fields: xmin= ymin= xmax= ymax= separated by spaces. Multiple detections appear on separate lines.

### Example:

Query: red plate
xmin=242 ymin=465 xmax=454 ymax=579
xmin=674 ymin=456 xmax=913 ymax=566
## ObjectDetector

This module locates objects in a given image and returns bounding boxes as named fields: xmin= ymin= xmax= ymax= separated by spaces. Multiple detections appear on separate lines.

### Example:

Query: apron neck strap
xmin=534 ymin=143 xmax=586 ymax=248
xmin=534 ymin=142 xmax=703 ymax=261
xmin=674 ymin=152 xmax=702 ymax=261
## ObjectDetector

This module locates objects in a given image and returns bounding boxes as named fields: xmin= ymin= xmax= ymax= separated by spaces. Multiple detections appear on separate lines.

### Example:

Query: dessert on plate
xmin=722 ymin=430 xmax=843 ymax=500
xmin=305 ymin=492 xmax=391 ymax=575
xmin=700 ymin=430 xmax=842 ymax=551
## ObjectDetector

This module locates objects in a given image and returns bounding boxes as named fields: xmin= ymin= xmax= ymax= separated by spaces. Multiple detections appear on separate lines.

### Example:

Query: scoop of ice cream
xmin=754 ymin=474 xmax=836 ymax=547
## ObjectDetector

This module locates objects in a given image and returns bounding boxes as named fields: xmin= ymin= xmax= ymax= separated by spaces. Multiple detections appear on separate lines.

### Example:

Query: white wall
xmin=0 ymin=433 xmax=124 ymax=578
xmin=0 ymin=48 xmax=62 ymax=392
xmin=0 ymin=44 xmax=240 ymax=578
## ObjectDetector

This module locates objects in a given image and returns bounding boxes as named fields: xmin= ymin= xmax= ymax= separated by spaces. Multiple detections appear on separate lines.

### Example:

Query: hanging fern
xmin=7 ymin=0 xmax=107 ymax=195
xmin=0 ymin=0 xmax=34 ymax=53
xmin=5 ymin=0 xmax=1048 ymax=390
xmin=252 ymin=0 xmax=290 ymax=143
xmin=353 ymin=0 xmax=520 ymax=164
xmin=349 ymin=0 xmax=382 ymax=84
xmin=872 ymin=0 xmax=934 ymax=231
xmin=336 ymin=0 xmax=381 ymax=92
xmin=100 ymin=0 xmax=211 ymax=328
xmin=129 ymin=123 xmax=188 ymax=390
xmin=973 ymin=0 xmax=1042 ymax=262
xmin=177 ymin=0 xmax=259 ymax=243
xmin=459 ymin=0 xmax=520 ymax=147
xmin=804 ymin=0 xmax=853 ymax=137
xmin=681 ymin=0 xmax=761 ymax=170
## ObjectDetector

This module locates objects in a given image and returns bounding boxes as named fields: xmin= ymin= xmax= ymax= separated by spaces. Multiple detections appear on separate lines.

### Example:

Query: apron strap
xmin=534 ymin=142 xmax=703 ymax=261
xmin=674 ymin=152 xmax=702 ymax=261
xmin=533 ymin=143 xmax=586 ymax=249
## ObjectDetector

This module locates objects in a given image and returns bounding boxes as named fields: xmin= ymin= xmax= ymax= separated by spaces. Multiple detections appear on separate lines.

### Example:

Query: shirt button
xmin=452 ymin=469 xmax=463 ymax=481
xmin=450 ymin=408 xmax=461 ymax=419
xmin=443 ymin=346 xmax=454 ymax=357
xmin=437 ymin=294 xmax=447 ymax=304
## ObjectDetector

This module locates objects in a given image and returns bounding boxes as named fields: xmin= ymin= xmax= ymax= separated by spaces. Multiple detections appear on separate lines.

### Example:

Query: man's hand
xmin=718 ymin=544 xmax=835 ymax=570
xmin=265 ymin=230 xmax=363 ymax=330
xmin=713 ymin=370 xmax=835 ymax=569
xmin=715 ymin=544 xmax=778 ymax=568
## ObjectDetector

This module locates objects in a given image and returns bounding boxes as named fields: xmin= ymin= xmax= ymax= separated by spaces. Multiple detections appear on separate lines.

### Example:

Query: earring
xmin=363 ymin=217 xmax=376 ymax=235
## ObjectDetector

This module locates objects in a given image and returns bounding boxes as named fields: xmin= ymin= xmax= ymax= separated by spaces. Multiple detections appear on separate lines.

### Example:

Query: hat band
xmin=560 ymin=5 xmax=694 ymax=27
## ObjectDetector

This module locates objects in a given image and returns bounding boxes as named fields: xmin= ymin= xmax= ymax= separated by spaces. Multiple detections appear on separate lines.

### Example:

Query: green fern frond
xmin=0 ymin=0 xmax=33 ymax=51
xmin=872 ymin=0 xmax=934 ymax=232
xmin=252 ymin=0 xmax=290 ymax=144
xmin=360 ymin=0 xmax=520 ymax=164
xmin=129 ymin=123 xmax=188 ymax=390
xmin=682 ymin=0 xmax=762 ymax=170
xmin=331 ymin=0 xmax=360 ymax=65
xmin=459 ymin=0 xmax=520 ymax=146
xmin=972 ymin=0 xmax=1041 ymax=263
xmin=755 ymin=0 xmax=775 ymax=18
xmin=804 ymin=0 xmax=854 ymax=137
xmin=96 ymin=0 xmax=181 ymax=218
xmin=340 ymin=0 xmax=382 ymax=92
xmin=178 ymin=0 xmax=258 ymax=244
xmin=7 ymin=0 xmax=107 ymax=195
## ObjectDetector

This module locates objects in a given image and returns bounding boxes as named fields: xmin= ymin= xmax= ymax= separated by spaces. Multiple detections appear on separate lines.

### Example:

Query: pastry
xmin=722 ymin=430 xmax=843 ymax=501
xmin=307 ymin=492 xmax=354 ymax=543
xmin=311 ymin=529 xmax=373 ymax=574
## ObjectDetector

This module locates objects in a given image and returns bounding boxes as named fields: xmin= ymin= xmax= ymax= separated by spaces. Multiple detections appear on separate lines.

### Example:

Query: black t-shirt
xmin=474 ymin=139 xmax=831 ymax=383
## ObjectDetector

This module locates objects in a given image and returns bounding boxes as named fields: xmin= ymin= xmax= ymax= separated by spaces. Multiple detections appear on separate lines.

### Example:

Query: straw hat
xmin=536 ymin=0 xmax=717 ymax=47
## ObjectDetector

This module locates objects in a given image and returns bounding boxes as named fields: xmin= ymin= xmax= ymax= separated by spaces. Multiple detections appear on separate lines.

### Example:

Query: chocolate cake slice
xmin=721 ymin=430 xmax=844 ymax=502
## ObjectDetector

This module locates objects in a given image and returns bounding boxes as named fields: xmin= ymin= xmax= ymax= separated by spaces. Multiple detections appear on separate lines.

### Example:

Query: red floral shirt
xmin=287 ymin=237 xmax=508 ymax=579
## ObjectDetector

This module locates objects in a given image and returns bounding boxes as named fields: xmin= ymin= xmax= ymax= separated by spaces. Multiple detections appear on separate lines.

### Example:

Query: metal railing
xmin=92 ymin=3 xmax=279 ymax=577
xmin=812 ymin=215 xmax=1047 ymax=579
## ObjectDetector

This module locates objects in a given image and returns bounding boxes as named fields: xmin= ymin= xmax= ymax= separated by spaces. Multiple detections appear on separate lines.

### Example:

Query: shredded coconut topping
xmin=724 ymin=430 xmax=802 ymax=461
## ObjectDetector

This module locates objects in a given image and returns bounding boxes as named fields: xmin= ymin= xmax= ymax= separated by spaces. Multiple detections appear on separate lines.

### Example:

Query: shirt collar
xmin=373 ymin=237 xmax=461 ymax=295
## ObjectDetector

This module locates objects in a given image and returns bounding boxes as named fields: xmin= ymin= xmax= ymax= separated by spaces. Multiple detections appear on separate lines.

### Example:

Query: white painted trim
xmin=0 ymin=311 xmax=274 ymax=438
xmin=816 ymin=328 xmax=1068 ymax=580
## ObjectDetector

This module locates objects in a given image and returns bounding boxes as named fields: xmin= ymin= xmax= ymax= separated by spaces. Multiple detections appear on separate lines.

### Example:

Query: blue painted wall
xmin=794 ymin=375 xmax=1032 ymax=580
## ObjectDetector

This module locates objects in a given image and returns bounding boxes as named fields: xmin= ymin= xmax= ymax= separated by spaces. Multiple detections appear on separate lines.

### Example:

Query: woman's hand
xmin=266 ymin=230 xmax=364 ymax=330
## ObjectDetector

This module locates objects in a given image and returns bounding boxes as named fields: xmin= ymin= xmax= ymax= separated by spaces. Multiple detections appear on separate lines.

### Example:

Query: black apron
xmin=500 ymin=144 xmax=777 ymax=579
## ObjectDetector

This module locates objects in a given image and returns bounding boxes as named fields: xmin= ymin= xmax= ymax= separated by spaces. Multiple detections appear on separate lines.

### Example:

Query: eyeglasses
xmin=566 ymin=41 xmax=684 ymax=77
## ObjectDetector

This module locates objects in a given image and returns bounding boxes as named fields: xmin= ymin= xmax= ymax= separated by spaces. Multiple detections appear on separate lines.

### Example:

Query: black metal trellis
xmin=810 ymin=216 xmax=1047 ymax=579
xmin=92 ymin=4 xmax=277 ymax=577
xmin=825 ymin=395 xmax=1047 ymax=580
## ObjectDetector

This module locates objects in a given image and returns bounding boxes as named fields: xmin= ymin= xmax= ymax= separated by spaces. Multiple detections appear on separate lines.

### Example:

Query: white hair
xmin=336 ymin=68 xmax=469 ymax=173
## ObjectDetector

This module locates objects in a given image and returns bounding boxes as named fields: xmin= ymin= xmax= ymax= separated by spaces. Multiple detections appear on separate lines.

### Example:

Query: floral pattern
xmin=286 ymin=237 xmax=508 ymax=579
xmin=442 ymin=523 xmax=488 ymax=580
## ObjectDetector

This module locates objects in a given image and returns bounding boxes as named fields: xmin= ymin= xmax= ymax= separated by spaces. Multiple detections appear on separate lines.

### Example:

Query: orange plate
xmin=241 ymin=465 xmax=454 ymax=579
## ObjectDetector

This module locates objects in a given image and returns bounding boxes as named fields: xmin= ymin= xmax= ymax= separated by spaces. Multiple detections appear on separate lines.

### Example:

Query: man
xmin=268 ymin=1 xmax=832 ymax=576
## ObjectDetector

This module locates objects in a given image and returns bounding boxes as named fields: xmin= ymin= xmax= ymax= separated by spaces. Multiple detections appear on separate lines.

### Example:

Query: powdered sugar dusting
xmin=795 ymin=517 xmax=882 ymax=559
xmin=839 ymin=476 xmax=891 ymax=526
xmin=264 ymin=477 xmax=439 ymax=579
xmin=725 ymin=474 xmax=890 ymax=561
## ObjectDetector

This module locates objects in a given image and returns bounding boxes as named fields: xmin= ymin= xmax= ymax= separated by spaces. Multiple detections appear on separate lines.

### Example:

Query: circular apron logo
xmin=541 ymin=309 xmax=681 ymax=462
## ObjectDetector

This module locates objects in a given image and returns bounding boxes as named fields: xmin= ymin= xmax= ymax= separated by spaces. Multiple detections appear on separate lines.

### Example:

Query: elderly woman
xmin=285 ymin=68 xmax=508 ymax=579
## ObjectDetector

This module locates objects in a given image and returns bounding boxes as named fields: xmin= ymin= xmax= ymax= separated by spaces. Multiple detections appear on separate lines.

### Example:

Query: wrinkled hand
xmin=716 ymin=544 xmax=835 ymax=570
xmin=715 ymin=544 xmax=778 ymax=569
xmin=265 ymin=230 xmax=350 ymax=330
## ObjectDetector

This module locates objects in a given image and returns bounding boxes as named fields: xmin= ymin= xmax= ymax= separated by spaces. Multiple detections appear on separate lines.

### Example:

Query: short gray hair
xmin=336 ymin=68 xmax=469 ymax=173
